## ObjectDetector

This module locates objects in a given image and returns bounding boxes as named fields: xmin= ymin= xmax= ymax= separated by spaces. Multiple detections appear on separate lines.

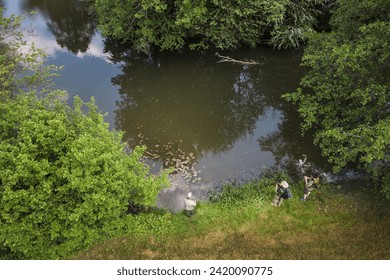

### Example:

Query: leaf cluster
xmin=0 ymin=9 xmax=60 ymax=98
xmin=93 ymin=0 xmax=328 ymax=52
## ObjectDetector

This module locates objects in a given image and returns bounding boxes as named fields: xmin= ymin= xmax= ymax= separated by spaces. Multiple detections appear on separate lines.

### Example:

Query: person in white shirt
xmin=184 ymin=192 xmax=197 ymax=217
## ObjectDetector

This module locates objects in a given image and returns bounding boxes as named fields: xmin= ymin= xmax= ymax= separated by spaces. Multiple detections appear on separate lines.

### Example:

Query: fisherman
xmin=184 ymin=192 xmax=197 ymax=217
xmin=272 ymin=180 xmax=292 ymax=207
xmin=301 ymin=175 xmax=320 ymax=201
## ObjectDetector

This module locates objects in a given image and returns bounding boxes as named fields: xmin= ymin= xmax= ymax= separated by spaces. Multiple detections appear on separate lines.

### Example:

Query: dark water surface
xmin=2 ymin=0 xmax=334 ymax=209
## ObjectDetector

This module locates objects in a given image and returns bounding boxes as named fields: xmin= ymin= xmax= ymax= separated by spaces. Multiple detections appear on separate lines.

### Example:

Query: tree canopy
xmin=93 ymin=0 xmax=327 ymax=52
xmin=284 ymin=0 xmax=390 ymax=196
xmin=0 ymin=10 xmax=169 ymax=259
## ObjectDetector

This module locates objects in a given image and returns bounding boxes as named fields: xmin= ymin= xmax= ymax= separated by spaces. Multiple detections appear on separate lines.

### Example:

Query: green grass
xmin=75 ymin=180 xmax=390 ymax=260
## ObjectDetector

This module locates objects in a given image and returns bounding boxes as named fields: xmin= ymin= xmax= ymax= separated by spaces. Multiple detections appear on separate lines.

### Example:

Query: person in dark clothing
xmin=272 ymin=180 xmax=292 ymax=207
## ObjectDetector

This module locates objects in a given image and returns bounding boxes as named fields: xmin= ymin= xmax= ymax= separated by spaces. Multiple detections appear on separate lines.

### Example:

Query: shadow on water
xmin=258 ymin=108 xmax=334 ymax=180
xmin=110 ymin=49 xmax=269 ymax=159
xmin=21 ymin=0 xmax=95 ymax=53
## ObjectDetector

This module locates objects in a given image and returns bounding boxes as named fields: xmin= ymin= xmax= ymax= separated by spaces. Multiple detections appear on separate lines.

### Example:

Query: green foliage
xmin=127 ymin=209 xmax=188 ymax=237
xmin=0 ymin=9 xmax=60 ymax=97
xmin=0 ymin=11 xmax=170 ymax=259
xmin=209 ymin=183 xmax=263 ymax=208
xmin=330 ymin=0 xmax=390 ymax=40
xmin=270 ymin=0 xmax=326 ymax=49
xmin=208 ymin=175 xmax=288 ymax=208
xmin=93 ymin=0 xmax=327 ymax=52
xmin=283 ymin=0 xmax=390 ymax=195
xmin=0 ymin=92 xmax=170 ymax=259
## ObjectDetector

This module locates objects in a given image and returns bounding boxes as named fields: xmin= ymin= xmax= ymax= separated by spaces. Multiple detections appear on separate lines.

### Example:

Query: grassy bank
xmin=76 ymin=179 xmax=390 ymax=260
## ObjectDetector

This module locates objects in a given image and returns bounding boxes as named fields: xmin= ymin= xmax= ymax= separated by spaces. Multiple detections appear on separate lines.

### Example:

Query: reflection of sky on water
xmin=196 ymin=110 xmax=280 ymax=183
xmin=3 ymin=1 xmax=110 ymax=61
xmin=3 ymin=0 xmax=120 ymax=125
xmin=50 ymin=53 xmax=121 ymax=126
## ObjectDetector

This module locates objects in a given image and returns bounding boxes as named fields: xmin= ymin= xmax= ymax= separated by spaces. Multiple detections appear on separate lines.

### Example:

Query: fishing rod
xmin=194 ymin=182 xmax=202 ymax=201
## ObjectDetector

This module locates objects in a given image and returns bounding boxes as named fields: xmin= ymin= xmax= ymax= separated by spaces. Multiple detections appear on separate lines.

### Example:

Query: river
xmin=2 ymin=0 xmax=334 ymax=211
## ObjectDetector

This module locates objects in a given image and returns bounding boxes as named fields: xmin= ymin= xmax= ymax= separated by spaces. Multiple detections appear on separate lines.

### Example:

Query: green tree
xmin=93 ymin=0 xmax=327 ymax=52
xmin=0 ymin=10 xmax=58 ymax=97
xmin=284 ymin=0 xmax=390 ymax=196
xmin=0 ymin=11 xmax=170 ymax=259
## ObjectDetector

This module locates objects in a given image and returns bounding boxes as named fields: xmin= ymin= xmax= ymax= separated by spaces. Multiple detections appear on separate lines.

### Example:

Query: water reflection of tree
xmin=105 ymin=41 xmax=307 ymax=169
xmin=22 ymin=0 xmax=95 ymax=53
xmin=111 ymin=53 xmax=265 ymax=161
xmin=249 ymin=49 xmax=333 ymax=177
xmin=258 ymin=105 xmax=333 ymax=178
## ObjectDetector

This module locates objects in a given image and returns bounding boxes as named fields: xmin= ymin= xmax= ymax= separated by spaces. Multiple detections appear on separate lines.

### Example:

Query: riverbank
xmin=76 ymin=179 xmax=390 ymax=259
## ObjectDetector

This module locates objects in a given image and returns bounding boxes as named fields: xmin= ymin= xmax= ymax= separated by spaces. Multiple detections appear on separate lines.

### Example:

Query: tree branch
xmin=215 ymin=52 xmax=258 ymax=65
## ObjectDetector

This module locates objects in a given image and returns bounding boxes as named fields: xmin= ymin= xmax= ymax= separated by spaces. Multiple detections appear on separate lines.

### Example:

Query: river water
xmin=2 ymin=0 xmax=334 ymax=211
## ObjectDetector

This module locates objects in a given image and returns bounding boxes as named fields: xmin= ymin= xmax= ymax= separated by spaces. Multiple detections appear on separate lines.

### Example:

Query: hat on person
xmin=187 ymin=192 xmax=192 ymax=198
xmin=280 ymin=181 xmax=289 ymax=188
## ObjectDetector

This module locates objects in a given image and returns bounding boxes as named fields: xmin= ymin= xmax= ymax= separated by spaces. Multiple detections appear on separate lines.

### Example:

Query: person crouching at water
xmin=184 ymin=192 xmax=197 ymax=217
xmin=272 ymin=180 xmax=292 ymax=207
xmin=301 ymin=175 xmax=320 ymax=201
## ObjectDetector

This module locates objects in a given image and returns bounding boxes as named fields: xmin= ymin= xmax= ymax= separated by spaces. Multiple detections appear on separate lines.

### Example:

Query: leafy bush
xmin=93 ymin=0 xmax=328 ymax=52
xmin=0 ymin=92 xmax=170 ymax=259
xmin=0 ymin=9 xmax=59 ymax=96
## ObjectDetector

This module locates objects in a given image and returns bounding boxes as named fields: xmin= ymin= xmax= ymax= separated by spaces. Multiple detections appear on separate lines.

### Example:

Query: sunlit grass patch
xmin=76 ymin=179 xmax=390 ymax=260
